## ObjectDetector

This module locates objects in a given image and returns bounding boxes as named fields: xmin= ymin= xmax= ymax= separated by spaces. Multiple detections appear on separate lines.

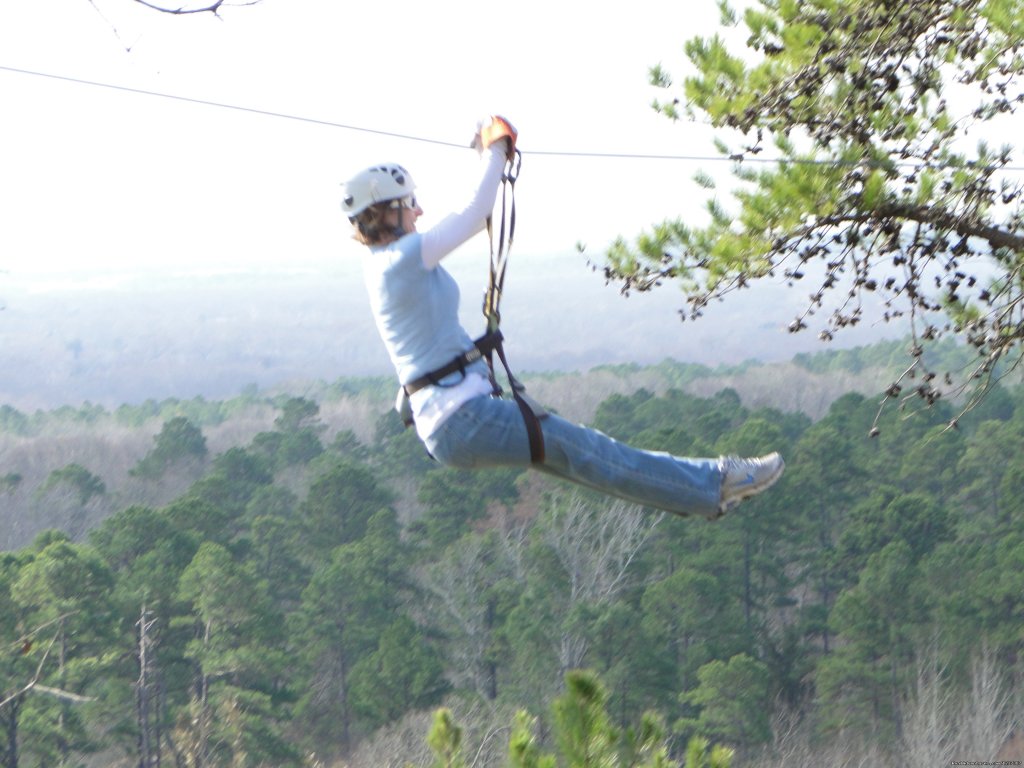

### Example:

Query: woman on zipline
xmin=342 ymin=116 xmax=784 ymax=519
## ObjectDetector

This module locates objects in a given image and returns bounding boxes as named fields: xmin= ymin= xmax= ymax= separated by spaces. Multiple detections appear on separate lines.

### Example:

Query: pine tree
xmin=608 ymin=0 xmax=1024 ymax=418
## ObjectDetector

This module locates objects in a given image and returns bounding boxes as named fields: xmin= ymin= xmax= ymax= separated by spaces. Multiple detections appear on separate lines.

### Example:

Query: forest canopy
xmin=2 ymin=353 xmax=1023 ymax=765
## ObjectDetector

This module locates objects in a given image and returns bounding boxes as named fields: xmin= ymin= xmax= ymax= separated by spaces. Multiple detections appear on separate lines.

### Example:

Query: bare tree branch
xmin=0 ymin=630 xmax=57 ymax=710
xmin=130 ymin=0 xmax=262 ymax=14
xmin=3 ymin=611 xmax=78 ymax=655
xmin=29 ymin=685 xmax=96 ymax=704
xmin=1 ymin=612 xmax=95 ymax=711
xmin=542 ymin=495 xmax=661 ymax=605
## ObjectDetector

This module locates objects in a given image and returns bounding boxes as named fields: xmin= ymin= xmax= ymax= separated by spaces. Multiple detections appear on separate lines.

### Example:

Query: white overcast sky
xmin=0 ymin=0 xmax=731 ymax=288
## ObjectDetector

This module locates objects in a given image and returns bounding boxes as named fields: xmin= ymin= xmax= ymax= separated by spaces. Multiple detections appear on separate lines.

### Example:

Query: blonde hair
xmin=350 ymin=202 xmax=398 ymax=246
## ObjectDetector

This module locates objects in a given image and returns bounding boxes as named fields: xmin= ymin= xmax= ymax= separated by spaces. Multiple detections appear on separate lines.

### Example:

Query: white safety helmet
xmin=341 ymin=163 xmax=416 ymax=218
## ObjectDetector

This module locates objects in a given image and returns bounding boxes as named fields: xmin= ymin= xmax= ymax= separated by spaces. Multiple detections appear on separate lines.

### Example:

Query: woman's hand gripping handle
xmin=471 ymin=115 xmax=518 ymax=161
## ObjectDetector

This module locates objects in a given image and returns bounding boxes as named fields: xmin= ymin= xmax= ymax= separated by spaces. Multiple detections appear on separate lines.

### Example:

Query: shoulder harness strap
xmin=480 ymin=150 xmax=546 ymax=464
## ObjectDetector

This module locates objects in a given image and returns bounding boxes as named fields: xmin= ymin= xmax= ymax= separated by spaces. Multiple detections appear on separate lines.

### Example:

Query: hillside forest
xmin=1 ymin=338 xmax=1023 ymax=767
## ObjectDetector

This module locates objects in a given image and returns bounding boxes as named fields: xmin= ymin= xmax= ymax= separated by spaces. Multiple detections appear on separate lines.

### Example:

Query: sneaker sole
xmin=717 ymin=458 xmax=785 ymax=516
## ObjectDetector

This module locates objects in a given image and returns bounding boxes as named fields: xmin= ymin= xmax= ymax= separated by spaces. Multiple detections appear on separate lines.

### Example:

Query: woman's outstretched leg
xmin=424 ymin=395 xmax=783 ymax=518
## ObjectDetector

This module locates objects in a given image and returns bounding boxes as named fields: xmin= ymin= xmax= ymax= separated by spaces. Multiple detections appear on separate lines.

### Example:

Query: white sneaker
xmin=718 ymin=452 xmax=785 ymax=514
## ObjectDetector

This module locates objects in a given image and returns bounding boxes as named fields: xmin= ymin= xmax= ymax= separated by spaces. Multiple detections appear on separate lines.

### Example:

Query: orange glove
xmin=478 ymin=115 xmax=517 ymax=160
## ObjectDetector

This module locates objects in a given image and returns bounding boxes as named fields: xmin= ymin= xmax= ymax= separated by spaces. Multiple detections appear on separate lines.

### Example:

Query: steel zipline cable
xmin=0 ymin=63 xmax=469 ymax=151
xmin=2 ymin=62 xmax=1023 ymax=172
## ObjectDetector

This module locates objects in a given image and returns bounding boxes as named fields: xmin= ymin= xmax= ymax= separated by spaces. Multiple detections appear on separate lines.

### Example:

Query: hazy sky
xmin=0 ymin=0 xmax=732 ymax=290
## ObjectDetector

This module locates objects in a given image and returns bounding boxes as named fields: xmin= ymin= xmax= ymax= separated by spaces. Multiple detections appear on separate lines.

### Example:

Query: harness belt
xmin=402 ymin=330 xmax=504 ymax=397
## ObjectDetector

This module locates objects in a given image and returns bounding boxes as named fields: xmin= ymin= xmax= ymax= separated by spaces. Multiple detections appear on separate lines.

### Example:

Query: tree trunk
xmin=337 ymin=646 xmax=351 ymax=751
xmin=820 ymin=569 xmax=831 ymax=655
xmin=192 ymin=619 xmax=213 ymax=768
xmin=484 ymin=599 xmax=497 ymax=701
xmin=136 ymin=605 xmax=161 ymax=768
xmin=743 ymin=530 xmax=753 ymax=632
xmin=891 ymin=656 xmax=903 ymax=741
xmin=818 ymin=501 xmax=832 ymax=654
xmin=1 ymin=696 xmax=20 ymax=768
xmin=57 ymin=618 xmax=69 ymax=767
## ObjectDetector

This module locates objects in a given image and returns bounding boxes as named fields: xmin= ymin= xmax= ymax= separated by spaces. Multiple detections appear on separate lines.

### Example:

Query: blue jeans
xmin=423 ymin=394 xmax=723 ymax=518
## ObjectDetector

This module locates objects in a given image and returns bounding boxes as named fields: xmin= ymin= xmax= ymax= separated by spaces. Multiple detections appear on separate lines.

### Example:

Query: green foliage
xmin=349 ymin=616 xmax=448 ymax=728
xmin=507 ymin=710 xmax=555 ymax=768
xmin=613 ymin=0 xmax=1024 ymax=422
xmin=38 ymin=464 xmax=105 ymax=505
xmin=89 ymin=504 xmax=199 ymax=606
xmin=924 ymin=531 xmax=1024 ymax=671
xmin=792 ymin=338 xmax=910 ymax=375
xmin=131 ymin=416 xmax=208 ymax=479
xmin=373 ymin=407 xmax=437 ymax=476
xmin=290 ymin=508 xmax=413 ymax=751
xmin=836 ymin=492 xmax=953 ymax=578
xmin=640 ymin=566 xmax=747 ymax=695
xmin=249 ymin=397 xmax=326 ymax=469
xmin=8 ymin=539 xmax=119 ymax=765
xmin=251 ymin=428 xmax=324 ymax=470
xmin=428 ymin=707 xmax=467 ymax=768
xmin=684 ymin=736 xmax=734 ymax=768
xmin=115 ymin=395 xmax=239 ymax=430
xmin=298 ymin=458 xmax=394 ymax=556
xmin=415 ymin=466 xmax=522 ymax=551
xmin=592 ymin=389 xmax=656 ymax=439
xmin=242 ymin=486 xmax=306 ymax=605
xmin=185 ymin=447 xmax=273 ymax=522
xmin=175 ymin=541 xmax=296 ymax=766
xmin=0 ymin=404 xmax=30 ymax=435
xmin=678 ymin=654 xmax=772 ymax=748
xmin=330 ymin=428 xmax=369 ymax=459
xmin=0 ymin=472 xmax=21 ymax=494
xmin=433 ymin=671 xmax=727 ymax=768
xmin=551 ymin=672 xmax=619 ymax=766
xmin=818 ymin=539 xmax=930 ymax=737
xmin=272 ymin=396 xmax=322 ymax=432
xmin=593 ymin=387 xmax=745 ymax=450
xmin=163 ymin=495 xmax=235 ymax=545
xmin=7 ymin=364 xmax=1024 ymax=765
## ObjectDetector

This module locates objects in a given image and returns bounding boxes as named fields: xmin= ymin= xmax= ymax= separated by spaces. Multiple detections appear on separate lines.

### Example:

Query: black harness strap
xmin=480 ymin=150 xmax=546 ymax=464
xmin=488 ymin=328 xmax=547 ymax=464
xmin=482 ymin=151 xmax=519 ymax=333
xmin=403 ymin=330 xmax=504 ymax=397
